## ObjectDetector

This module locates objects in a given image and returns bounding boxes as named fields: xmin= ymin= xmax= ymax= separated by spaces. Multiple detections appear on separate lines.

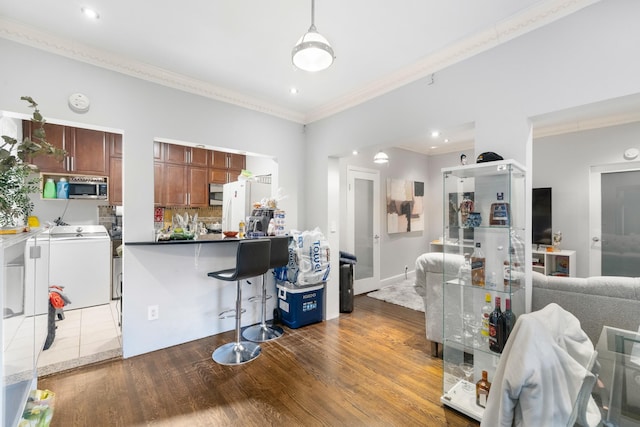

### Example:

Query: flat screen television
xmin=532 ymin=187 xmax=552 ymax=246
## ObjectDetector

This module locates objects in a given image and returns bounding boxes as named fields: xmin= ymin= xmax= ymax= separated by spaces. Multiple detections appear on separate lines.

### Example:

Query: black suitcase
xmin=339 ymin=263 xmax=354 ymax=313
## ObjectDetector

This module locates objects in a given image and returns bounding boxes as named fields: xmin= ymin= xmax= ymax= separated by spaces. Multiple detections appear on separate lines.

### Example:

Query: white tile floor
xmin=37 ymin=301 xmax=122 ymax=376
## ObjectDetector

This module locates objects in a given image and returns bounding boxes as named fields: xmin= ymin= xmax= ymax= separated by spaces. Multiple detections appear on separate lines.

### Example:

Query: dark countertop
xmin=126 ymin=234 xmax=240 ymax=245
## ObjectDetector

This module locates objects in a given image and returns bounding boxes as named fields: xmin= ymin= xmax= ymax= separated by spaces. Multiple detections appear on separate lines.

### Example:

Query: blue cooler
xmin=277 ymin=282 xmax=324 ymax=329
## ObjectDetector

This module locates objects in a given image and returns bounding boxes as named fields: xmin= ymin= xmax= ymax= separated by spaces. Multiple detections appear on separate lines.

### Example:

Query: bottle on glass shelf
xmin=489 ymin=296 xmax=506 ymax=353
xmin=486 ymin=271 xmax=498 ymax=290
xmin=458 ymin=254 xmax=471 ymax=286
xmin=471 ymin=243 xmax=485 ymax=287
xmin=489 ymin=192 xmax=510 ymax=225
xmin=503 ymin=247 xmax=521 ymax=289
xmin=476 ymin=370 xmax=492 ymax=408
xmin=480 ymin=293 xmax=492 ymax=343
xmin=504 ymin=298 xmax=517 ymax=343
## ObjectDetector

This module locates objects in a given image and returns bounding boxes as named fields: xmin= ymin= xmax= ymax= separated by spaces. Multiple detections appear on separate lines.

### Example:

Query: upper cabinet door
xmin=210 ymin=150 xmax=227 ymax=169
xmin=68 ymin=127 xmax=108 ymax=175
xmin=164 ymin=143 xmax=187 ymax=164
xmin=227 ymin=153 xmax=245 ymax=171
xmin=189 ymin=147 xmax=209 ymax=167
xmin=109 ymin=157 xmax=123 ymax=205
xmin=109 ymin=133 xmax=123 ymax=157
xmin=23 ymin=121 xmax=67 ymax=173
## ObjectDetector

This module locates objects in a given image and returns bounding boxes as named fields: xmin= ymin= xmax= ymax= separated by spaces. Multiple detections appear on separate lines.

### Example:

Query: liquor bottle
xmin=458 ymin=254 xmax=471 ymax=286
xmin=486 ymin=271 xmax=497 ymax=290
xmin=504 ymin=298 xmax=517 ymax=343
xmin=476 ymin=370 xmax=491 ymax=408
xmin=488 ymin=296 xmax=506 ymax=353
xmin=503 ymin=247 xmax=521 ymax=289
xmin=238 ymin=220 xmax=245 ymax=238
xmin=480 ymin=293 xmax=492 ymax=343
xmin=490 ymin=192 xmax=510 ymax=225
xmin=470 ymin=243 xmax=485 ymax=287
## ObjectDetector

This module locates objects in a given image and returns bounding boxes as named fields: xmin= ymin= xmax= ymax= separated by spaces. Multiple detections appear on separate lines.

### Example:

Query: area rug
xmin=367 ymin=279 xmax=425 ymax=312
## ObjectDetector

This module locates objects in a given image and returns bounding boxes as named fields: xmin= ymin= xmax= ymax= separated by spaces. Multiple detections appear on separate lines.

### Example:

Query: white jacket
xmin=481 ymin=303 xmax=600 ymax=427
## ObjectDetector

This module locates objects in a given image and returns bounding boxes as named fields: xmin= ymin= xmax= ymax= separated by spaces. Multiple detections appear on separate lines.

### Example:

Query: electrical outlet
xmin=148 ymin=305 xmax=159 ymax=320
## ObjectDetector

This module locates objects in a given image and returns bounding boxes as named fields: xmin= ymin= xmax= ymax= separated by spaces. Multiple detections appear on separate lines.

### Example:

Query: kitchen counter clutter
xmin=127 ymin=233 xmax=240 ymax=245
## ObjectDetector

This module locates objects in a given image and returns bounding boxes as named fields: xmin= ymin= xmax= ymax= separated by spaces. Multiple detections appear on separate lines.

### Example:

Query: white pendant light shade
xmin=292 ymin=0 xmax=334 ymax=72
xmin=373 ymin=151 xmax=389 ymax=164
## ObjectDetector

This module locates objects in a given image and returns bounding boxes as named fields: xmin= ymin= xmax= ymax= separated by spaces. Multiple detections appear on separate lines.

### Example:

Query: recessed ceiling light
xmin=290 ymin=87 xmax=298 ymax=95
xmin=444 ymin=138 xmax=449 ymax=143
xmin=81 ymin=7 xmax=100 ymax=20
xmin=430 ymin=146 xmax=437 ymax=149
xmin=431 ymin=131 xmax=440 ymax=138
xmin=352 ymin=150 xmax=358 ymax=155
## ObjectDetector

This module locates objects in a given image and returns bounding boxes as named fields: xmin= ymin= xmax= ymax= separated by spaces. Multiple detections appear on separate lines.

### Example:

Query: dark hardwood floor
xmin=39 ymin=295 xmax=479 ymax=426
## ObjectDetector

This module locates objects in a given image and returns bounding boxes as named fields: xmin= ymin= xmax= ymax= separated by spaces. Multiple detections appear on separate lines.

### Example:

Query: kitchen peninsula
xmin=122 ymin=235 xmax=280 ymax=358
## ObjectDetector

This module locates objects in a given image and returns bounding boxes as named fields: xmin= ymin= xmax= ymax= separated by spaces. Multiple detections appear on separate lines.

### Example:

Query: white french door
xmin=589 ymin=162 xmax=640 ymax=276
xmin=346 ymin=166 xmax=380 ymax=295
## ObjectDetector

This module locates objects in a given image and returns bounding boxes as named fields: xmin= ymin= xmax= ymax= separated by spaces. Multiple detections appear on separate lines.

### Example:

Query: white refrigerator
xmin=222 ymin=180 xmax=271 ymax=231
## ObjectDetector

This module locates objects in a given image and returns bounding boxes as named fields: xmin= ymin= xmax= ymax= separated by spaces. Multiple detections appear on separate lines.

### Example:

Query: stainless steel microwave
xmin=209 ymin=183 xmax=223 ymax=206
xmin=68 ymin=178 xmax=108 ymax=199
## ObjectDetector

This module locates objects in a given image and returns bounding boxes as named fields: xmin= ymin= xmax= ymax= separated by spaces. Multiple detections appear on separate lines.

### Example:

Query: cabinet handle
xmin=71 ymin=156 xmax=74 ymax=171
xmin=187 ymin=193 xmax=190 ymax=205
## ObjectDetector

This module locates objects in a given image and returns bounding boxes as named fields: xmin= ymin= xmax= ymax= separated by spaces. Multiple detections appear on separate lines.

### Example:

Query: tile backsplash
xmin=154 ymin=206 xmax=222 ymax=230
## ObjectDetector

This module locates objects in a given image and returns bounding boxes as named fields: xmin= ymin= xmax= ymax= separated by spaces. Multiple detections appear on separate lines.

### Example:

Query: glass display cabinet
xmin=440 ymin=159 xmax=527 ymax=421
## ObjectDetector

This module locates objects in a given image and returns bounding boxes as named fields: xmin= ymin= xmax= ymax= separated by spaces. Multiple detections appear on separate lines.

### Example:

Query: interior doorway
xmin=589 ymin=162 xmax=640 ymax=276
xmin=346 ymin=166 xmax=380 ymax=294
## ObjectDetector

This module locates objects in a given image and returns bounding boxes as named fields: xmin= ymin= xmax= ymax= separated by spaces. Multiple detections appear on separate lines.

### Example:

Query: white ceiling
xmin=1 ymin=0 xmax=639 ymax=154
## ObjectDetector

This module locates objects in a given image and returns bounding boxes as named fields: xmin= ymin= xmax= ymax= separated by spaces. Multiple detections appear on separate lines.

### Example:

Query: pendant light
xmin=292 ymin=0 xmax=334 ymax=72
xmin=373 ymin=151 xmax=389 ymax=164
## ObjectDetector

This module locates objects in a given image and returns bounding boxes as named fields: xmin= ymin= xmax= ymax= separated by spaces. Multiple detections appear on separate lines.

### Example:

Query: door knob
xmin=592 ymin=236 xmax=600 ymax=242
xmin=374 ymin=234 xmax=380 ymax=239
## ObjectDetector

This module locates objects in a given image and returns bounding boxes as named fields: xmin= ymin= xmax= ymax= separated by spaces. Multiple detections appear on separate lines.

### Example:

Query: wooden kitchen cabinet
xmin=162 ymin=163 xmax=188 ymax=206
xmin=22 ymin=121 xmax=108 ymax=176
xmin=154 ymin=162 xmax=164 ymax=206
xmin=209 ymin=150 xmax=245 ymax=183
xmin=108 ymin=133 xmax=123 ymax=205
xmin=228 ymin=153 xmax=245 ymax=170
xmin=65 ymin=127 xmax=109 ymax=175
xmin=209 ymin=168 xmax=229 ymax=184
xmin=160 ymin=164 xmax=209 ymax=207
xmin=163 ymin=142 xmax=208 ymax=167
xmin=22 ymin=121 xmax=66 ymax=173
xmin=190 ymin=147 xmax=208 ymax=167
xmin=164 ymin=143 xmax=187 ymax=164
xmin=188 ymin=166 xmax=209 ymax=207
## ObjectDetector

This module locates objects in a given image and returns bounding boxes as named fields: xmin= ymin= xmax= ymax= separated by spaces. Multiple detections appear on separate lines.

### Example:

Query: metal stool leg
xmin=212 ymin=279 xmax=261 ymax=365
xmin=242 ymin=274 xmax=284 ymax=342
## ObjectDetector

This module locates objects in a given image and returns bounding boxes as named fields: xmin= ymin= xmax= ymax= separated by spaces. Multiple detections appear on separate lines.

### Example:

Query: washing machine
xmin=48 ymin=225 xmax=111 ymax=310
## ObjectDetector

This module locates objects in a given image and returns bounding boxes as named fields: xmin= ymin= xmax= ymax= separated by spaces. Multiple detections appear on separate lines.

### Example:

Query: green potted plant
xmin=0 ymin=97 xmax=65 ymax=230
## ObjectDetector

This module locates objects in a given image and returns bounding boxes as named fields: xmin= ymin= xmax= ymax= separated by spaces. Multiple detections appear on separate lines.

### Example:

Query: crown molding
xmin=533 ymin=111 xmax=640 ymax=139
xmin=0 ymin=0 xmax=599 ymax=125
xmin=304 ymin=0 xmax=600 ymax=123
xmin=0 ymin=17 xmax=306 ymax=124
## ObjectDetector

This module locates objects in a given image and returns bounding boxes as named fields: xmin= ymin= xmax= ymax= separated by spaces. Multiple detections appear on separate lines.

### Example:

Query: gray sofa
xmin=415 ymin=252 xmax=640 ymax=355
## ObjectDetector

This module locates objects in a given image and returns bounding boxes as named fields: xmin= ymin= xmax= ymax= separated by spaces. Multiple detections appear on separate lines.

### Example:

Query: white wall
xmin=338 ymin=147 xmax=431 ymax=282
xmin=533 ymin=121 xmax=640 ymax=277
xmin=0 ymin=37 xmax=305 ymax=357
xmin=306 ymin=1 xmax=640 ymax=317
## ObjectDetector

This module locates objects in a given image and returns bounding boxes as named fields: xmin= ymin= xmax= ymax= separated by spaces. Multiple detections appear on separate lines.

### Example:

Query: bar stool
xmin=243 ymin=236 xmax=289 ymax=342
xmin=208 ymin=238 xmax=271 ymax=365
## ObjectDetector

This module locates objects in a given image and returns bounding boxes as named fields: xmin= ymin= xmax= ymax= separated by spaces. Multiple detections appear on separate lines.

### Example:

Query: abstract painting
xmin=386 ymin=179 xmax=424 ymax=233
